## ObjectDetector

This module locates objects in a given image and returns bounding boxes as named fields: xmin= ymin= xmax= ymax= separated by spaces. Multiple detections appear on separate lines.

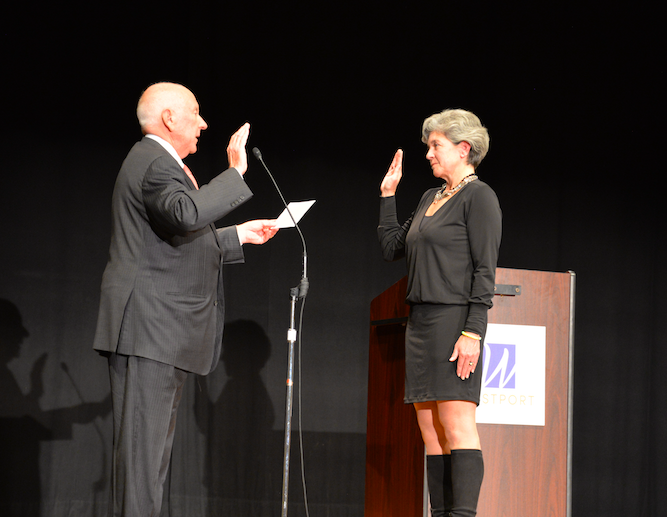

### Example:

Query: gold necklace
xmin=433 ymin=174 xmax=478 ymax=202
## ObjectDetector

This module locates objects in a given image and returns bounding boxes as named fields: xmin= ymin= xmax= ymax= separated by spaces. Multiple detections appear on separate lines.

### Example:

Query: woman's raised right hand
xmin=380 ymin=149 xmax=403 ymax=197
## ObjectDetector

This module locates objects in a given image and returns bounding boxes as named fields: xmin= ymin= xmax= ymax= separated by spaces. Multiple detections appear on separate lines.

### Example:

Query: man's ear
xmin=161 ymin=108 xmax=176 ymax=131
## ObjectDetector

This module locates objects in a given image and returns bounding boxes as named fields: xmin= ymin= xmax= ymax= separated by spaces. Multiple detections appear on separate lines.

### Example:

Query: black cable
xmin=297 ymin=298 xmax=310 ymax=517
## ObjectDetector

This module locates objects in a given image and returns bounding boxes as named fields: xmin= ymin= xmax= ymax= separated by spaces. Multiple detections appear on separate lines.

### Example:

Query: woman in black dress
xmin=378 ymin=109 xmax=501 ymax=517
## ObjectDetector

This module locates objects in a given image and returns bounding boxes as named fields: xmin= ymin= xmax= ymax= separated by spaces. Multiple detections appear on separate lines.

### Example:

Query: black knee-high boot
xmin=450 ymin=449 xmax=484 ymax=517
xmin=426 ymin=454 xmax=453 ymax=516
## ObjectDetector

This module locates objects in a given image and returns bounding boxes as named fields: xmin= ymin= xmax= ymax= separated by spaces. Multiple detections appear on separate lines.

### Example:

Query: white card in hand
xmin=275 ymin=200 xmax=316 ymax=228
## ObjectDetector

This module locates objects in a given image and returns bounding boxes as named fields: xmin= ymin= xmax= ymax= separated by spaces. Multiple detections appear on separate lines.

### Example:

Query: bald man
xmin=93 ymin=83 xmax=277 ymax=516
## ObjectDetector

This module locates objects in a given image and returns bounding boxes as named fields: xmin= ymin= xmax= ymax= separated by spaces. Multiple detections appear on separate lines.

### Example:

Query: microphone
xmin=252 ymin=147 xmax=309 ymax=298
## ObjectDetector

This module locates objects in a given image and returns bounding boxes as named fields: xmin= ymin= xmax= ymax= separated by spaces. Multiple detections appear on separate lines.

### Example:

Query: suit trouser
xmin=108 ymin=353 xmax=188 ymax=517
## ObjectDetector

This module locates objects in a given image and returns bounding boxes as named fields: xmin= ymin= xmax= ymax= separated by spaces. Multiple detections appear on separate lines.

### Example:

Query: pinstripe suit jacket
xmin=93 ymin=137 xmax=253 ymax=375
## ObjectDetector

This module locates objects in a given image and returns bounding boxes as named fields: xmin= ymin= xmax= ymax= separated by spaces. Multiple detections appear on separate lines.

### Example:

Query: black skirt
xmin=404 ymin=304 xmax=484 ymax=405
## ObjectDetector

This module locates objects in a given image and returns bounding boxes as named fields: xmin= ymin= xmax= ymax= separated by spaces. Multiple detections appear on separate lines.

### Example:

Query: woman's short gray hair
xmin=421 ymin=109 xmax=490 ymax=168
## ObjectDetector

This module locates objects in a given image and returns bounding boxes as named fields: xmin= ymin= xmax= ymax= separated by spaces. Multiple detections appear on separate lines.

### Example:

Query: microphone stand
xmin=253 ymin=148 xmax=308 ymax=517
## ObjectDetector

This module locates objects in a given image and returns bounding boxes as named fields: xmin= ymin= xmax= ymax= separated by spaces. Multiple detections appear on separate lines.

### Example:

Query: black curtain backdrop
xmin=1 ymin=2 xmax=664 ymax=516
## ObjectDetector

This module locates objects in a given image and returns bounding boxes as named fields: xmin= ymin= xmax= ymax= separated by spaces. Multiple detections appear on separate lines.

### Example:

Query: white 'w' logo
xmin=483 ymin=343 xmax=516 ymax=389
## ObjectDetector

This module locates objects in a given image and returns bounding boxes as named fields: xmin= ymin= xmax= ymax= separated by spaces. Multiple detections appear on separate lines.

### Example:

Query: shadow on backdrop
xmin=0 ymin=298 xmax=112 ymax=517
xmin=194 ymin=319 xmax=279 ymax=515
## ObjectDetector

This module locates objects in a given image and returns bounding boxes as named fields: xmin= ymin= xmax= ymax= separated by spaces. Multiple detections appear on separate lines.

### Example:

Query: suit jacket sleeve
xmin=142 ymin=154 xmax=252 ymax=236
xmin=216 ymin=226 xmax=244 ymax=264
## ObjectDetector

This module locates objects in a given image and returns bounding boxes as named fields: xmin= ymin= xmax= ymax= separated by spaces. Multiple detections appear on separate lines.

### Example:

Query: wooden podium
xmin=364 ymin=268 xmax=575 ymax=517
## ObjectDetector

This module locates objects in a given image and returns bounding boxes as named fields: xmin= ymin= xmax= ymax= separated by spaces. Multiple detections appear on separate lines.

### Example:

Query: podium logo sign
xmin=483 ymin=343 xmax=516 ymax=389
xmin=477 ymin=324 xmax=546 ymax=426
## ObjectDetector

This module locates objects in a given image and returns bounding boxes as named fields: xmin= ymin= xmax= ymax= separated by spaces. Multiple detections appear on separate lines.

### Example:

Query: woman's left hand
xmin=449 ymin=333 xmax=481 ymax=380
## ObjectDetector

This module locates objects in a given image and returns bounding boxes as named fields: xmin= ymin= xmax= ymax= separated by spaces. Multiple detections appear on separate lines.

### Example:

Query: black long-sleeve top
xmin=378 ymin=180 xmax=502 ymax=336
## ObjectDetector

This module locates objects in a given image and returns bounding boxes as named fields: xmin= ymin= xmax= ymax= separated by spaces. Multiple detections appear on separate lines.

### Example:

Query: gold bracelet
xmin=461 ymin=331 xmax=481 ymax=340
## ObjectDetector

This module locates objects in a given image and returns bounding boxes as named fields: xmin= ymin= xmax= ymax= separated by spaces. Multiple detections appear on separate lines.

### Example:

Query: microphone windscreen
xmin=252 ymin=147 xmax=262 ymax=160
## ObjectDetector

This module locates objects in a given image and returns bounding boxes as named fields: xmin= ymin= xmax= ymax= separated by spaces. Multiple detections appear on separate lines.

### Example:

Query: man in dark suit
xmin=93 ymin=82 xmax=278 ymax=516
